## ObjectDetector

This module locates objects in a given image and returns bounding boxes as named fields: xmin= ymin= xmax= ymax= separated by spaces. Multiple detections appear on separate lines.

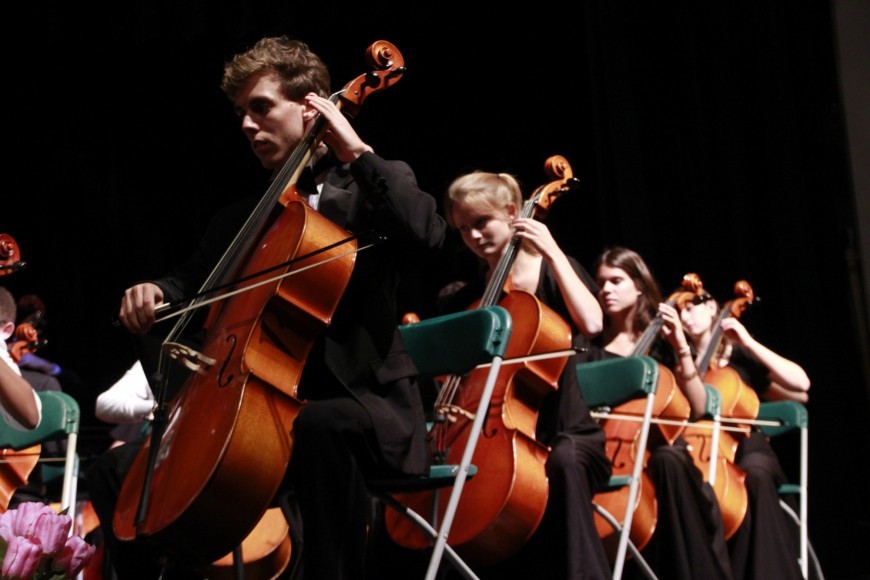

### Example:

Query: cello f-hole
xmin=218 ymin=335 xmax=237 ymax=387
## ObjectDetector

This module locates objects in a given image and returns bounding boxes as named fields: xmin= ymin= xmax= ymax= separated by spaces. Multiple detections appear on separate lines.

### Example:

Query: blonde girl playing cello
xmin=679 ymin=287 xmax=809 ymax=579
xmin=437 ymin=170 xmax=612 ymax=579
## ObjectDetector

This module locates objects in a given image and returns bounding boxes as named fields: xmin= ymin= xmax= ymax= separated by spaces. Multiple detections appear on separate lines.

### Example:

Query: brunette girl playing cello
xmin=679 ymin=286 xmax=809 ymax=579
xmin=434 ymin=170 xmax=612 ymax=579
xmin=585 ymin=247 xmax=733 ymax=580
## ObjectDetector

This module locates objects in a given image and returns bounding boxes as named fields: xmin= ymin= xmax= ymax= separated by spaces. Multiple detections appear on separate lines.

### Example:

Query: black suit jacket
xmin=153 ymin=152 xmax=446 ymax=474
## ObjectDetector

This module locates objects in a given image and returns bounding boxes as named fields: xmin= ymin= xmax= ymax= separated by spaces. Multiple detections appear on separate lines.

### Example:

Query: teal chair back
xmin=381 ymin=305 xmax=512 ymax=580
xmin=757 ymin=400 xmax=812 ymax=578
xmin=757 ymin=400 xmax=808 ymax=437
xmin=0 ymin=391 xmax=81 ymax=518
xmin=0 ymin=391 xmax=80 ymax=450
xmin=399 ymin=306 xmax=512 ymax=378
xmin=577 ymin=355 xmax=659 ymax=408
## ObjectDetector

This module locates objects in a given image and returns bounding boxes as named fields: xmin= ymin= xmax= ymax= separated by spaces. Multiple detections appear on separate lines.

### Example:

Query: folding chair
xmin=705 ymin=396 xmax=819 ymax=579
xmin=755 ymin=400 xmax=821 ymax=579
xmin=372 ymin=305 xmax=512 ymax=580
xmin=577 ymin=355 xmax=660 ymax=580
xmin=0 ymin=390 xmax=81 ymax=523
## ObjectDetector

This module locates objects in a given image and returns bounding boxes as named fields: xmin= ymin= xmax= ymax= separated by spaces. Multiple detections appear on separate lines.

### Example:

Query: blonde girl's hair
xmin=443 ymin=171 xmax=523 ymax=228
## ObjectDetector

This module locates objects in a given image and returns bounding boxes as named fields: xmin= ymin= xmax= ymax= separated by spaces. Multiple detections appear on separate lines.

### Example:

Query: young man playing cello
xmin=87 ymin=35 xmax=446 ymax=579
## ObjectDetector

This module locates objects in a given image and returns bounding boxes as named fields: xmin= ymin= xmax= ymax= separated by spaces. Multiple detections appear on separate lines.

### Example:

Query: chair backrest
xmin=756 ymin=401 xmax=808 ymax=437
xmin=399 ymin=306 xmax=512 ymax=377
xmin=0 ymin=391 xmax=80 ymax=450
xmin=0 ymin=391 xmax=81 ymax=518
xmin=576 ymin=355 xmax=659 ymax=408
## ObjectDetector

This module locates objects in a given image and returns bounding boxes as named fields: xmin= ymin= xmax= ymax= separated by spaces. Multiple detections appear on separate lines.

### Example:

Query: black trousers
xmin=279 ymin=397 xmax=382 ymax=580
xmin=626 ymin=439 xmax=734 ymax=580
xmin=728 ymin=430 xmax=802 ymax=579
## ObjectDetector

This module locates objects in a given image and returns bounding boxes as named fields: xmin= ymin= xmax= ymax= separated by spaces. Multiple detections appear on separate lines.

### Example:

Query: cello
xmin=112 ymin=41 xmax=406 ymax=566
xmin=8 ymin=297 xmax=49 ymax=365
xmin=0 ymin=232 xmax=40 ymax=512
xmin=590 ymin=283 xmax=694 ymax=559
xmin=679 ymin=275 xmax=754 ymax=539
xmin=386 ymin=155 xmax=578 ymax=565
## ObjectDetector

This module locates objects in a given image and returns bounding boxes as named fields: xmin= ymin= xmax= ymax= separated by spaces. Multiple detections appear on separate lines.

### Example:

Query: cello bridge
xmin=437 ymin=404 xmax=476 ymax=423
xmin=163 ymin=342 xmax=216 ymax=374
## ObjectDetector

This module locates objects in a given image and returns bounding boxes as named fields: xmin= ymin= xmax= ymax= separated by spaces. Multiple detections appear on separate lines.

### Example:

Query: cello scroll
xmin=529 ymin=154 xmax=581 ymax=219
xmin=0 ymin=233 xmax=26 ymax=276
xmin=339 ymin=41 xmax=406 ymax=118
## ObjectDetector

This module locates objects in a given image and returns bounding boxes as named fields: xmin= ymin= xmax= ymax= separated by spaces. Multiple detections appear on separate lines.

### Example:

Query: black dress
xmin=725 ymin=345 xmax=803 ymax=580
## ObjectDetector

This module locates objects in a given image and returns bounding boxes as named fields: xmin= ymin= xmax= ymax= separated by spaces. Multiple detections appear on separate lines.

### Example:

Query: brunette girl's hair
xmin=595 ymin=246 xmax=663 ymax=330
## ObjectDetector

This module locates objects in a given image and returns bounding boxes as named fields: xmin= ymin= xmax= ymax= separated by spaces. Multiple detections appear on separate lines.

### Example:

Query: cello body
xmin=592 ymin=362 xmax=691 ymax=558
xmin=706 ymin=365 xmax=760 ymax=431
xmin=681 ymin=416 xmax=748 ymax=539
xmin=113 ymin=199 xmax=356 ymax=563
xmin=592 ymin=413 xmax=657 ymax=558
xmin=385 ymin=290 xmax=570 ymax=566
xmin=209 ymin=507 xmax=292 ymax=579
xmin=682 ymin=364 xmax=755 ymax=538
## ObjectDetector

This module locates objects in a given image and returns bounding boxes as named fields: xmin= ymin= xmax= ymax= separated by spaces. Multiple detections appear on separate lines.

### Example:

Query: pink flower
xmin=1 ymin=534 xmax=44 ymax=579
xmin=0 ymin=512 xmax=12 ymax=543
xmin=4 ymin=502 xmax=55 ymax=538
xmin=53 ymin=535 xmax=96 ymax=577
xmin=30 ymin=509 xmax=71 ymax=557
xmin=0 ymin=502 xmax=96 ymax=579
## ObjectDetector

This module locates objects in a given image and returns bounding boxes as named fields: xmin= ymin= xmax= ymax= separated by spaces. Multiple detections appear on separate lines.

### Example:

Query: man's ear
xmin=301 ymin=101 xmax=319 ymax=122
xmin=0 ymin=320 xmax=14 ymax=341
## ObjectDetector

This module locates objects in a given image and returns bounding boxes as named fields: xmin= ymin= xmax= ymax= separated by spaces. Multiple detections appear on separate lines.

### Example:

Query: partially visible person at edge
xmin=680 ymin=287 xmax=809 ymax=579
xmin=85 ymin=35 xmax=447 ymax=580
xmin=9 ymin=294 xmax=71 ymax=507
xmin=0 ymin=286 xmax=41 ymax=430
xmin=429 ymin=170 xmax=612 ymax=579
xmin=583 ymin=246 xmax=734 ymax=580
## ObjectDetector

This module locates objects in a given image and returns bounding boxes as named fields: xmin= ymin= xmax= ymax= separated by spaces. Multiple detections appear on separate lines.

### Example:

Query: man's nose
xmin=241 ymin=114 xmax=257 ymax=132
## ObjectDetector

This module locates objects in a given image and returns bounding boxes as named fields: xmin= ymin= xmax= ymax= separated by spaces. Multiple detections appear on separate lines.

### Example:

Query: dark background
xmin=3 ymin=2 xmax=868 ymax=578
